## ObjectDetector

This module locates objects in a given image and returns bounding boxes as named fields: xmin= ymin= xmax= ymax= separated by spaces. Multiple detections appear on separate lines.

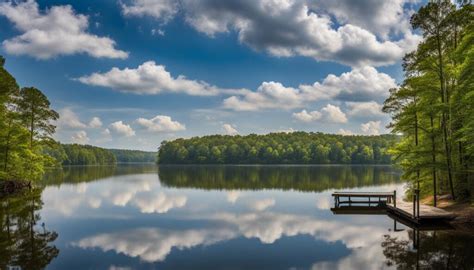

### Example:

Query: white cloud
xmin=77 ymin=63 xmax=394 ymax=113
xmin=57 ymin=108 xmax=87 ymax=129
xmin=75 ymin=228 xmax=234 ymax=263
xmin=314 ymin=195 xmax=331 ymax=210
xmin=78 ymin=61 xmax=224 ymax=96
xmin=312 ymin=0 xmax=415 ymax=40
xmin=360 ymin=120 xmax=382 ymax=135
xmin=337 ymin=128 xmax=354 ymax=136
xmin=0 ymin=0 xmax=127 ymax=59
xmin=136 ymin=115 xmax=185 ymax=132
xmin=322 ymin=66 xmax=396 ymax=101
xmin=71 ymin=130 xmax=89 ymax=144
xmin=133 ymin=192 xmax=187 ymax=214
xmin=249 ymin=198 xmax=275 ymax=211
xmin=222 ymin=124 xmax=238 ymax=135
xmin=346 ymin=101 xmax=384 ymax=117
xmin=88 ymin=117 xmax=103 ymax=128
xmin=223 ymin=67 xmax=396 ymax=111
xmin=292 ymin=110 xmax=322 ymax=122
xmin=109 ymin=121 xmax=135 ymax=137
xmin=322 ymin=104 xmax=348 ymax=123
xmin=223 ymin=82 xmax=303 ymax=111
xmin=293 ymin=104 xmax=347 ymax=124
xmin=151 ymin=28 xmax=165 ymax=36
xmin=179 ymin=0 xmax=420 ymax=67
xmin=277 ymin=128 xmax=295 ymax=133
xmin=121 ymin=0 xmax=178 ymax=22
xmin=226 ymin=190 xmax=241 ymax=204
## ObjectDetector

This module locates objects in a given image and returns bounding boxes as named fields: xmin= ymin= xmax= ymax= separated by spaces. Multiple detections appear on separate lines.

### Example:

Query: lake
xmin=1 ymin=165 xmax=473 ymax=269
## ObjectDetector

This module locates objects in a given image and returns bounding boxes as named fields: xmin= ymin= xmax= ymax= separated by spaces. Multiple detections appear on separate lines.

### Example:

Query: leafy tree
xmin=0 ymin=56 xmax=62 ymax=182
xmin=385 ymin=2 xmax=474 ymax=203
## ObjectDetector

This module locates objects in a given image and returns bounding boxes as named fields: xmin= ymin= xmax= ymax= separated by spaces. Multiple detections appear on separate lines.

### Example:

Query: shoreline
xmin=439 ymin=201 xmax=474 ymax=231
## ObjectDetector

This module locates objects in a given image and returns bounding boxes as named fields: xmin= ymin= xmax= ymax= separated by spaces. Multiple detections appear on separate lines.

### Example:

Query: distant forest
xmin=109 ymin=148 xmax=156 ymax=163
xmin=44 ymin=143 xmax=156 ymax=165
xmin=157 ymin=132 xmax=398 ymax=164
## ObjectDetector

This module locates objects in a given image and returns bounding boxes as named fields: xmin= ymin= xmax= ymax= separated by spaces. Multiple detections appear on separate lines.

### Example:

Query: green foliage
xmin=385 ymin=2 xmax=474 ymax=202
xmin=60 ymin=144 xmax=116 ymax=165
xmin=0 ymin=188 xmax=59 ymax=268
xmin=41 ymin=144 xmax=156 ymax=166
xmin=157 ymin=132 xmax=397 ymax=164
xmin=0 ymin=56 xmax=58 ymax=181
xmin=109 ymin=149 xmax=156 ymax=163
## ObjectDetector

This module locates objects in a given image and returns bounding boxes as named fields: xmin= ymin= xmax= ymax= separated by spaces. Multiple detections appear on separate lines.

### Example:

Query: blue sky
xmin=0 ymin=0 xmax=422 ymax=150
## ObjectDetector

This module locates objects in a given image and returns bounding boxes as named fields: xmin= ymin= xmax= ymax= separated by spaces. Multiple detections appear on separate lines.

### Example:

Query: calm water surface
xmin=1 ymin=165 xmax=473 ymax=269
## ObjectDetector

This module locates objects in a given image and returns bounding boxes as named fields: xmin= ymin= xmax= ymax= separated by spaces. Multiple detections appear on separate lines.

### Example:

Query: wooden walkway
xmin=386 ymin=201 xmax=455 ymax=220
xmin=331 ymin=190 xmax=455 ymax=225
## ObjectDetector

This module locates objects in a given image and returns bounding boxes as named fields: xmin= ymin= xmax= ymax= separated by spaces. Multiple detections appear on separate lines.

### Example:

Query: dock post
xmin=393 ymin=190 xmax=396 ymax=207
xmin=413 ymin=193 xmax=416 ymax=218
xmin=415 ymin=189 xmax=420 ymax=219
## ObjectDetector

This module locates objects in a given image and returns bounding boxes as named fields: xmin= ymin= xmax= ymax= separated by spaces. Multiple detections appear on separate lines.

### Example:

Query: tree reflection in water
xmin=158 ymin=165 xmax=401 ymax=191
xmin=382 ymin=228 xmax=474 ymax=269
xmin=41 ymin=164 xmax=157 ymax=186
xmin=0 ymin=189 xmax=59 ymax=270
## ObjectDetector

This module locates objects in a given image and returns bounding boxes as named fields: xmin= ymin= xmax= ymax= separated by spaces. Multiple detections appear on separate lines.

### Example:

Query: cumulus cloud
xmin=75 ymin=228 xmax=235 ymax=262
xmin=312 ymin=0 xmax=415 ymax=40
xmin=121 ymin=0 xmax=178 ymax=22
xmin=77 ymin=63 xmax=394 ymax=113
xmin=78 ymin=61 xmax=225 ymax=96
xmin=136 ymin=115 xmax=185 ymax=132
xmin=74 ymin=211 xmax=387 ymax=262
xmin=226 ymin=190 xmax=241 ymax=204
xmin=277 ymin=128 xmax=296 ymax=133
xmin=133 ymin=192 xmax=187 ymax=214
xmin=71 ymin=130 xmax=89 ymax=144
xmin=88 ymin=117 xmax=103 ymax=128
xmin=222 ymin=124 xmax=238 ymax=135
xmin=292 ymin=110 xmax=322 ymax=122
xmin=249 ymin=198 xmax=275 ymax=211
xmin=0 ymin=0 xmax=127 ymax=59
xmin=360 ymin=121 xmax=382 ymax=135
xmin=293 ymin=104 xmax=347 ymax=124
xmin=57 ymin=108 xmax=104 ymax=130
xmin=42 ymin=175 xmax=187 ymax=217
xmin=223 ymin=67 xmax=396 ymax=111
xmin=337 ymin=128 xmax=354 ymax=136
xmin=125 ymin=0 xmax=420 ymax=67
xmin=321 ymin=105 xmax=348 ymax=123
xmin=346 ymin=101 xmax=384 ymax=118
xmin=222 ymin=82 xmax=304 ymax=111
xmin=109 ymin=121 xmax=135 ymax=137
xmin=322 ymin=66 xmax=396 ymax=101
xmin=57 ymin=108 xmax=87 ymax=129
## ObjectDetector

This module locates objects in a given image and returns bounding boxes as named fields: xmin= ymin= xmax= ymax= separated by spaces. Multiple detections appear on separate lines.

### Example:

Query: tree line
xmin=44 ymin=143 xmax=157 ymax=166
xmin=383 ymin=1 xmax=474 ymax=204
xmin=109 ymin=148 xmax=156 ymax=163
xmin=157 ymin=132 xmax=398 ymax=164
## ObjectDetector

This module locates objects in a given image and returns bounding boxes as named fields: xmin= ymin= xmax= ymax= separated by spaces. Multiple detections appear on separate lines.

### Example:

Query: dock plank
xmin=388 ymin=201 xmax=455 ymax=219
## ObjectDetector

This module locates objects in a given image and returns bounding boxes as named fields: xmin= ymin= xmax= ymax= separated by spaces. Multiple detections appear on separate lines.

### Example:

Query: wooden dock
xmin=331 ymin=190 xmax=455 ymax=225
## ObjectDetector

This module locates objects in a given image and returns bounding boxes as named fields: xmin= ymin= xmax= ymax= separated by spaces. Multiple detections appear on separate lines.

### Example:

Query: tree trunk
xmin=431 ymin=115 xmax=438 ymax=207
xmin=436 ymin=31 xmax=456 ymax=200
